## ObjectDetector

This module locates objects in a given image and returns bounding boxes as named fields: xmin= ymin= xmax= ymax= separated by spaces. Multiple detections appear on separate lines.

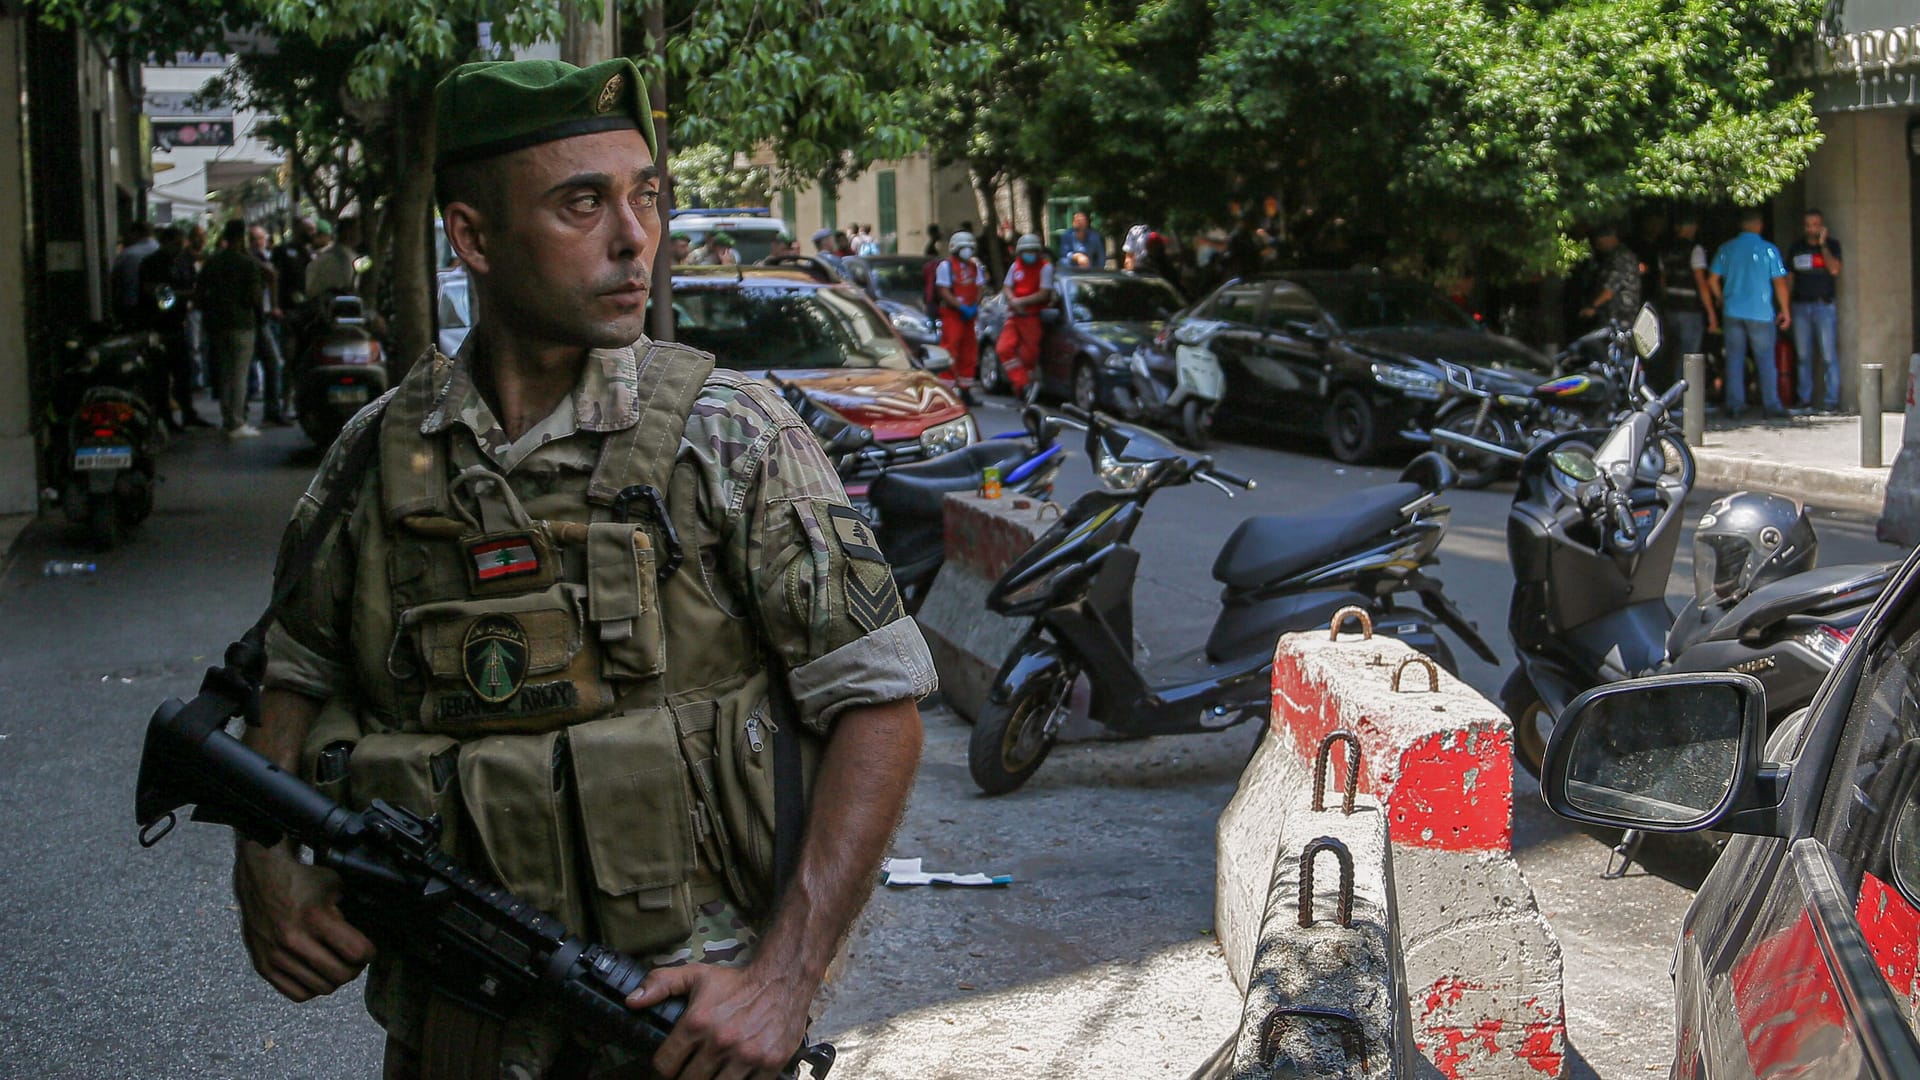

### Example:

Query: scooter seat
xmin=1211 ymin=482 xmax=1422 ymax=589
xmin=867 ymin=441 xmax=1036 ymax=520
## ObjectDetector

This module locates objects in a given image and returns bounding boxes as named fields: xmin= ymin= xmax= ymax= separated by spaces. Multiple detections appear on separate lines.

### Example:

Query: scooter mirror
xmin=1631 ymin=304 xmax=1661 ymax=360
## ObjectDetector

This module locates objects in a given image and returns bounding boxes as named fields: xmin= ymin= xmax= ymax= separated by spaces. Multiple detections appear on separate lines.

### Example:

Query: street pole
xmin=645 ymin=0 xmax=674 ymax=343
xmin=1683 ymin=353 xmax=1706 ymax=448
xmin=1862 ymin=363 xmax=1884 ymax=468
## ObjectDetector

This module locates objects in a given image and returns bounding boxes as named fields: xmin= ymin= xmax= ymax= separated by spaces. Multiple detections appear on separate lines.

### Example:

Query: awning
xmin=205 ymin=159 xmax=279 ymax=194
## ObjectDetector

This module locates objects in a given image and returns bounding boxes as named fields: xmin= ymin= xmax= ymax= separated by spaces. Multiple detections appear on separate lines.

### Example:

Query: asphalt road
xmin=0 ymin=396 xmax=1902 ymax=1078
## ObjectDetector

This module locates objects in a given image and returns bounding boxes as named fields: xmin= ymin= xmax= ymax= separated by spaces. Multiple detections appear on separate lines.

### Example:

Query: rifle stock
xmin=135 ymin=688 xmax=834 ymax=1079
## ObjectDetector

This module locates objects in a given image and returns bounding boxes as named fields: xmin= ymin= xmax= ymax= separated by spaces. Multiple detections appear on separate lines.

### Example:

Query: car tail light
xmin=1154 ymin=326 xmax=1172 ymax=349
xmin=79 ymin=401 xmax=136 ymax=427
xmin=1800 ymin=624 xmax=1856 ymax=665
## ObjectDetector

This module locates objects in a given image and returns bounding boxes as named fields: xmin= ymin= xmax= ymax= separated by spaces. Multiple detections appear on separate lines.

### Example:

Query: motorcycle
xmin=46 ymin=323 xmax=163 ymax=549
xmin=1431 ymin=324 xmax=1891 ymax=788
xmin=292 ymin=295 xmax=388 ymax=447
xmin=781 ymin=379 xmax=1067 ymax=612
xmin=1127 ymin=318 xmax=1226 ymax=449
xmin=966 ymin=406 xmax=1496 ymax=795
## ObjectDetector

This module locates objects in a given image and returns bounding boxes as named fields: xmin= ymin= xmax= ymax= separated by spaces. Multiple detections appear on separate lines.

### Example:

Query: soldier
xmin=235 ymin=57 xmax=935 ymax=1079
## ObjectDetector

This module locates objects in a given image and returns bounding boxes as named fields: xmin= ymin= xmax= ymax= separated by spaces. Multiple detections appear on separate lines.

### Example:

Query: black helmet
xmin=1692 ymin=492 xmax=1817 ymax=606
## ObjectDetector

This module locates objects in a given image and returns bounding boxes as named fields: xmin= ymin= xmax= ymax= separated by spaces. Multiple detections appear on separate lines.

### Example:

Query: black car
xmin=975 ymin=268 xmax=1186 ymax=411
xmin=1134 ymin=270 xmax=1552 ymax=463
xmin=1541 ymin=545 xmax=1920 ymax=1078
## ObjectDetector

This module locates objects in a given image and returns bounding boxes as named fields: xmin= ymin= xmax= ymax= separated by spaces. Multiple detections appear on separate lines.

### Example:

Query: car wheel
xmin=1072 ymin=360 xmax=1099 ymax=413
xmin=977 ymin=341 xmax=1004 ymax=394
xmin=1325 ymin=387 xmax=1379 ymax=464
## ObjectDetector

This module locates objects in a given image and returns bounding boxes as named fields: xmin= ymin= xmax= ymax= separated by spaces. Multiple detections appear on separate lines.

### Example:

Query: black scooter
xmin=967 ymin=407 xmax=1496 ymax=795
xmin=1435 ymin=377 xmax=1889 ymax=782
xmin=293 ymin=295 xmax=388 ymax=447
xmin=47 ymin=324 xmax=163 ymax=549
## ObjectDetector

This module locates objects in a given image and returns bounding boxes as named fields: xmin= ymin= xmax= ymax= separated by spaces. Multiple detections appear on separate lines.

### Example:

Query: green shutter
xmin=781 ymin=190 xmax=797 ymax=230
xmin=821 ymin=188 xmax=837 ymax=232
xmin=877 ymin=170 xmax=898 ymax=253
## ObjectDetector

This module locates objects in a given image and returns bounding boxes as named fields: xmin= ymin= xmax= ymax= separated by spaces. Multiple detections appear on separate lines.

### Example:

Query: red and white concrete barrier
xmin=1256 ymin=622 xmax=1566 ymax=1080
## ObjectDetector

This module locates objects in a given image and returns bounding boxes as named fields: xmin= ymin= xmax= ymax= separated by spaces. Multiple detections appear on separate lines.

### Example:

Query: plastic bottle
xmin=42 ymin=560 xmax=97 ymax=577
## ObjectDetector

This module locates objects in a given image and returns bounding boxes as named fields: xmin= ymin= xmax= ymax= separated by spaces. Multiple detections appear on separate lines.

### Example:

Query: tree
xmin=669 ymin=143 xmax=771 ymax=209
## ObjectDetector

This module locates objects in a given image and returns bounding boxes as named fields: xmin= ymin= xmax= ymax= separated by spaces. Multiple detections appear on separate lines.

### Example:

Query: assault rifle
xmin=133 ymin=665 xmax=835 ymax=1079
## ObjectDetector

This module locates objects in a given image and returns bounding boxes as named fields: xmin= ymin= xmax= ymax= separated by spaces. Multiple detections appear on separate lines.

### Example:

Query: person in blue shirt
xmin=1708 ymin=209 xmax=1792 ymax=419
xmin=1058 ymin=211 xmax=1105 ymax=268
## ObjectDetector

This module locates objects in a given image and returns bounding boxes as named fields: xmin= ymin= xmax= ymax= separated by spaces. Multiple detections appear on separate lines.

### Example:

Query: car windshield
xmin=1306 ymin=278 xmax=1478 ymax=332
xmin=680 ymin=226 xmax=783 ymax=265
xmin=1069 ymin=276 xmax=1184 ymax=322
xmin=671 ymin=286 xmax=912 ymax=371
xmin=867 ymin=260 xmax=929 ymax=305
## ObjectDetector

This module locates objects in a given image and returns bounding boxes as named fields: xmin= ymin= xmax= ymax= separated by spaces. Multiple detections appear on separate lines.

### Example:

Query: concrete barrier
xmin=1264 ymin=626 xmax=1567 ymax=1080
xmin=1216 ymin=726 xmax=1415 ymax=1079
xmin=914 ymin=491 xmax=1111 ymax=743
xmin=1878 ymin=353 xmax=1920 ymax=544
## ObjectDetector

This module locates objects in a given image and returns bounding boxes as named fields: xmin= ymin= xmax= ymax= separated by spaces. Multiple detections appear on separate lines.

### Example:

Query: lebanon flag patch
xmin=470 ymin=535 xmax=541 ymax=582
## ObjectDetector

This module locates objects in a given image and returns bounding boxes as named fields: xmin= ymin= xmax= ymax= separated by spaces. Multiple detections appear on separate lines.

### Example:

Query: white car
xmin=668 ymin=208 xmax=790 ymax=263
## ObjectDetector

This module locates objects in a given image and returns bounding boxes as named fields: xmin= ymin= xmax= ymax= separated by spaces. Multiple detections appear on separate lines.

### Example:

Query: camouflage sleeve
xmin=707 ymin=379 xmax=937 ymax=734
xmin=261 ymin=404 xmax=381 ymax=700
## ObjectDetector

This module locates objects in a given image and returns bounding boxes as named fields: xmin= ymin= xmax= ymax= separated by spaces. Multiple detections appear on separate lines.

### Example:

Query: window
xmin=1263 ymin=285 xmax=1322 ymax=331
xmin=1204 ymin=283 xmax=1265 ymax=326
xmin=1068 ymin=276 xmax=1184 ymax=323
xmin=877 ymin=171 xmax=898 ymax=253
xmin=820 ymin=189 xmax=838 ymax=233
xmin=669 ymin=286 xmax=911 ymax=372
xmin=781 ymin=190 xmax=797 ymax=231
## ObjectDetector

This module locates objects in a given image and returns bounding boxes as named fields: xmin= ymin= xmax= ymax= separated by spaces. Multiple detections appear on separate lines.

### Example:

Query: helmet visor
xmin=1693 ymin=533 xmax=1752 ymax=605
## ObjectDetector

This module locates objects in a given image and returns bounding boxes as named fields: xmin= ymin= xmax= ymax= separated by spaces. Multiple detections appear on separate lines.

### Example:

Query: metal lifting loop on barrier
xmin=1313 ymin=731 xmax=1362 ymax=816
xmin=1298 ymin=836 xmax=1355 ymax=929
xmin=1328 ymin=605 xmax=1373 ymax=641
xmin=1391 ymin=655 xmax=1439 ymax=693
xmin=1258 ymin=1004 xmax=1370 ymax=1073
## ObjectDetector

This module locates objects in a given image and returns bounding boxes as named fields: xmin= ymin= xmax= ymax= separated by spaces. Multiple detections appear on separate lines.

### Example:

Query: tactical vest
xmin=305 ymin=342 xmax=808 ymax=959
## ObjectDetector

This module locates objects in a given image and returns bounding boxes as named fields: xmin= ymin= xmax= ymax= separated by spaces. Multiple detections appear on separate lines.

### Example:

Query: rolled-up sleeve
xmin=735 ymin=415 xmax=938 ymax=733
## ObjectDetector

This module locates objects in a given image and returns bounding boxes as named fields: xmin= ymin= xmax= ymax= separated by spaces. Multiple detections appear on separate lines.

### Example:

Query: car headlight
xmin=1370 ymin=362 xmax=1442 ymax=400
xmin=920 ymin=415 xmax=978 ymax=455
xmin=890 ymin=308 xmax=937 ymax=341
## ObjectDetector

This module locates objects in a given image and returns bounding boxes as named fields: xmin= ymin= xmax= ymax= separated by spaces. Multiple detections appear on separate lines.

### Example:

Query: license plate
xmin=74 ymin=445 xmax=133 ymax=471
xmin=327 ymin=385 xmax=371 ymax=405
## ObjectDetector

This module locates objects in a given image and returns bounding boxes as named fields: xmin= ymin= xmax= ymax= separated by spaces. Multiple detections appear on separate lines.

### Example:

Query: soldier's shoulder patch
xmin=824 ymin=503 xmax=885 ymax=562
xmin=823 ymin=503 xmax=903 ymax=632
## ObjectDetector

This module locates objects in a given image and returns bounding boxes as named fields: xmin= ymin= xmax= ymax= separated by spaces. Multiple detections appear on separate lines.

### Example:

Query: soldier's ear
xmin=445 ymin=201 xmax=491 ymax=276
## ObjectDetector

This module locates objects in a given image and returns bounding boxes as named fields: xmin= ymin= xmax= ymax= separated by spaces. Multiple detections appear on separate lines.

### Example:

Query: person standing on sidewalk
xmin=995 ymin=233 xmax=1055 ymax=401
xmin=249 ymin=225 xmax=291 ymax=426
xmin=1576 ymin=226 xmax=1641 ymax=328
xmin=1788 ymin=208 xmax=1844 ymax=414
xmin=1709 ymin=209 xmax=1792 ymax=420
xmin=197 ymin=220 xmax=265 ymax=439
xmin=138 ymin=225 xmax=212 ymax=431
xmin=1657 ymin=213 xmax=1716 ymax=391
xmin=933 ymin=230 xmax=985 ymax=402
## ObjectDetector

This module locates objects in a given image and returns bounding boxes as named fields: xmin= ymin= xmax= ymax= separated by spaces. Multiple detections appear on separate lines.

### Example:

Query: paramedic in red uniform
xmin=933 ymin=230 xmax=985 ymax=402
xmin=996 ymin=233 xmax=1054 ymax=399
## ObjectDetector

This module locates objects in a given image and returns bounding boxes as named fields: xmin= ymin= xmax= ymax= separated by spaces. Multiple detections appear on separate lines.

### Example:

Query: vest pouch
xmin=347 ymin=731 xmax=466 ymax=858
xmin=569 ymin=708 xmax=697 ymax=953
xmin=458 ymin=730 xmax=586 ymax=934
xmin=403 ymin=584 xmax=613 ymax=735
xmin=587 ymin=522 xmax=666 ymax=682
xmin=299 ymin=697 xmax=366 ymax=809
xmin=708 ymin=693 xmax=779 ymax=915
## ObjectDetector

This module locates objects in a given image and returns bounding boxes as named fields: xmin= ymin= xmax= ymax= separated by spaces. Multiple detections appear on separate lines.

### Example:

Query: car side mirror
xmin=1542 ymin=672 xmax=1789 ymax=836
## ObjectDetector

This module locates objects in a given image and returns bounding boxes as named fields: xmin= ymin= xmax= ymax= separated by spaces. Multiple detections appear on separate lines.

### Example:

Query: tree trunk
xmin=972 ymin=166 xmax=1003 ymax=280
xmin=387 ymin=75 xmax=437 ymax=376
xmin=645 ymin=0 xmax=674 ymax=343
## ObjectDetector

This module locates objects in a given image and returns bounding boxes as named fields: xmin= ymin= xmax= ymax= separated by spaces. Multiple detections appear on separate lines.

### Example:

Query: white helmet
xmin=948 ymin=230 xmax=976 ymax=257
xmin=1016 ymin=233 xmax=1044 ymax=254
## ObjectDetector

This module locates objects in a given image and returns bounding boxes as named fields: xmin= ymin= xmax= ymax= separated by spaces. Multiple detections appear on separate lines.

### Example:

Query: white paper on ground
xmin=880 ymin=857 xmax=1012 ymax=887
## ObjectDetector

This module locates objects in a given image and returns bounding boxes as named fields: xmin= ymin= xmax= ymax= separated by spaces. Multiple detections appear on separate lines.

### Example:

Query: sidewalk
xmin=1691 ymin=410 xmax=1904 ymax=516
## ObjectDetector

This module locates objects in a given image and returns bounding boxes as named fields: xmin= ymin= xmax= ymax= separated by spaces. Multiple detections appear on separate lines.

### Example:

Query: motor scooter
xmin=293 ymin=295 xmax=388 ymax=447
xmin=46 ymin=323 xmax=163 ymax=549
xmin=1126 ymin=319 xmax=1226 ymax=449
xmin=967 ymin=406 xmax=1496 ymax=795
xmin=1432 ymin=312 xmax=1891 ymax=786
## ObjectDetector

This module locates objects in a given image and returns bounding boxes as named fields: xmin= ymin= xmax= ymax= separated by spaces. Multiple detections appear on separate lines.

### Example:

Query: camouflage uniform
xmin=264 ymin=342 xmax=936 ymax=1076
xmin=1596 ymin=244 xmax=1643 ymax=324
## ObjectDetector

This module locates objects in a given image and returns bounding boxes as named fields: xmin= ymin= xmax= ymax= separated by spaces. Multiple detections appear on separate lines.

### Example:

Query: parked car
xmin=975 ymin=268 xmax=1186 ymax=411
xmin=1541 ymin=546 xmax=1920 ymax=1078
xmin=842 ymin=255 xmax=942 ymax=357
xmin=1132 ymin=270 xmax=1553 ymax=463
xmin=668 ymin=207 xmax=790 ymax=264
xmin=856 ymin=253 xmax=938 ymax=310
xmin=660 ymin=265 xmax=977 ymax=471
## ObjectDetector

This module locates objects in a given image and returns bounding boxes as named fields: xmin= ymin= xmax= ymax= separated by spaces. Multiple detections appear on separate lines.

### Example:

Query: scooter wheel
xmin=1506 ymin=683 xmax=1552 ymax=780
xmin=1180 ymin=399 xmax=1212 ymax=451
xmin=968 ymin=666 xmax=1074 ymax=796
xmin=87 ymin=499 xmax=122 ymax=552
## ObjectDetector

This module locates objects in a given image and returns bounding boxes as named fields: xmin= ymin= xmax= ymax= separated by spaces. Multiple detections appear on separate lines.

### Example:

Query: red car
xmin=663 ymin=266 xmax=977 ymax=465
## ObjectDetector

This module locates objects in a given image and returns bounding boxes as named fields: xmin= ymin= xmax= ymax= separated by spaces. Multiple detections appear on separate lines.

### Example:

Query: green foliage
xmin=670 ymin=143 xmax=772 ymax=209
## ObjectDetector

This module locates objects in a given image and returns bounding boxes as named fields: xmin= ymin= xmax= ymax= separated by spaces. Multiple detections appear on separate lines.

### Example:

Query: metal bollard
xmin=1863 ymin=363 xmax=1884 ymax=468
xmin=1684 ymin=353 xmax=1707 ymax=446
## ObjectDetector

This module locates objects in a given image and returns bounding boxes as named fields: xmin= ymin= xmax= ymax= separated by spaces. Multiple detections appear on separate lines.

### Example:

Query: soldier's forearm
xmin=753 ymin=696 xmax=923 ymax=989
xmin=244 ymin=687 xmax=327 ymax=771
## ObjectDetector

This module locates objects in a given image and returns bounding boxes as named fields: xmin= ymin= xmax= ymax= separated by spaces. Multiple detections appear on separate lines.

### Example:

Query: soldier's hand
xmin=233 ymin=839 xmax=376 ymax=1002
xmin=627 ymin=961 xmax=809 ymax=1080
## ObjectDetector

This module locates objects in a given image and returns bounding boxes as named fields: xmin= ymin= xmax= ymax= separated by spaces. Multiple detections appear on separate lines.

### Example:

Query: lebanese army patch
xmin=469 ymin=534 xmax=541 ymax=582
xmin=463 ymin=614 xmax=530 ymax=703
xmin=825 ymin=504 xmax=886 ymax=562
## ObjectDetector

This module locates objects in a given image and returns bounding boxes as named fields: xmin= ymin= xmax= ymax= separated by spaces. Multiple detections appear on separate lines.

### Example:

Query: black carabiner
xmin=612 ymin=484 xmax=684 ymax=583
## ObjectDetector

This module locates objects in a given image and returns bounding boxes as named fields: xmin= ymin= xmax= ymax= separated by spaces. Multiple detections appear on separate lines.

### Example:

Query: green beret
xmin=709 ymin=230 xmax=734 ymax=247
xmin=669 ymin=230 xmax=691 ymax=242
xmin=434 ymin=57 xmax=653 ymax=171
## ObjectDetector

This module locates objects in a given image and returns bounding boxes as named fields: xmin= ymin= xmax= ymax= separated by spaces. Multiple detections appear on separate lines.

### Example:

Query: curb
xmin=1692 ymin=448 xmax=1885 ymax=515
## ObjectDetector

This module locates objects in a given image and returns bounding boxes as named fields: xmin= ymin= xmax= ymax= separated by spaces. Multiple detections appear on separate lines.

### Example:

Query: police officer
xmin=235 ymin=57 xmax=936 ymax=1079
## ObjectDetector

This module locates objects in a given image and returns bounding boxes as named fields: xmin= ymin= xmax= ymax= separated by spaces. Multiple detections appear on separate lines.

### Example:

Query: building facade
xmin=771 ymin=153 xmax=980 ymax=257
xmin=1778 ymin=1 xmax=1920 ymax=411
xmin=142 ymin=53 xmax=282 ymax=223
